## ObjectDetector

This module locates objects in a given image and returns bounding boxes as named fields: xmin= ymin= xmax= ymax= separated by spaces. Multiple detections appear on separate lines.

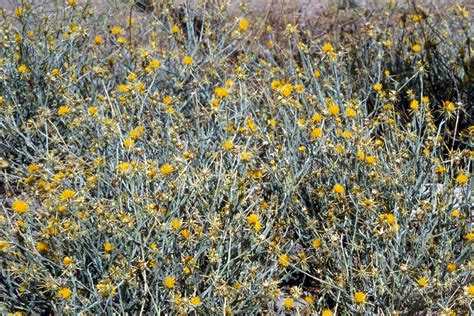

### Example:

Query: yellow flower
xmin=271 ymin=80 xmax=281 ymax=90
xmin=410 ymin=100 xmax=419 ymax=110
xmin=451 ymin=209 xmax=460 ymax=218
xmin=88 ymin=107 xmax=97 ymax=116
xmin=312 ymin=239 xmax=322 ymax=248
xmin=385 ymin=40 xmax=392 ymax=47
xmin=0 ymin=241 xmax=9 ymax=251
xmin=436 ymin=165 xmax=445 ymax=173
xmin=94 ymin=35 xmax=104 ymax=44
xmin=223 ymin=140 xmax=233 ymax=150
xmin=314 ymin=70 xmax=321 ymax=78
xmin=12 ymin=200 xmax=29 ymax=214
xmin=328 ymin=104 xmax=340 ymax=115
xmin=181 ymin=229 xmax=190 ymax=239
xmin=171 ymin=25 xmax=179 ymax=33
xmin=365 ymin=155 xmax=376 ymax=164
xmin=312 ymin=113 xmax=322 ymax=122
xmin=443 ymin=100 xmax=455 ymax=112
xmin=160 ymin=164 xmax=173 ymax=176
xmin=253 ymin=221 xmax=262 ymax=232
xmin=304 ymin=295 xmax=314 ymax=303
xmin=279 ymin=83 xmax=293 ymax=97
xmin=239 ymin=18 xmax=249 ymax=31
xmin=247 ymin=214 xmax=259 ymax=224
xmin=467 ymin=284 xmax=474 ymax=296
xmin=342 ymin=130 xmax=351 ymax=139
xmin=373 ymin=83 xmax=382 ymax=91
xmin=149 ymin=59 xmax=160 ymax=69
xmin=456 ymin=173 xmax=468 ymax=185
xmin=171 ymin=218 xmax=183 ymax=231
xmin=58 ymin=105 xmax=70 ymax=116
xmin=104 ymin=242 xmax=114 ymax=252
xmin=412 ymin=44 xmax=421 ymax=52
xmin=333 ymin=184 xmax=345 ymax=194
xmin=61 ymin=189 xmax=75 ymax=201
xmin=111 ymin=26 xmax=122 ymax=35
xmin=345 ymin=108 xmax=356 ymax=117
xmin=310 ymin=127 xmax=323 ymax=139
xmin=465 ymin=232 xmax=474 ymax=241
xmin=322 ymin=309 xmax=332 ymax=316
xmin=58 ymin=287 xmax=72 ymax=299
xmin=190 ymin=296 xmax=201 ymax=306
xmin=127 ymin=72 xmax=137 ymax=81
xmin=417 ymin=277 xmax=428 ymax=287
xmin=130 ymin=129 xmax=141 ymax=139
xmin=353 ymin=291 xmax=366 ymax=304
xmin=117 ymin=84 xmax=129 ymax=93
xmin=278 ymin=254 xmax=290 ymax=267
xmin=15 ymin=7 xmax=24 ymax=17
xmin=322 ymin=43 xmax=334 ymax=53
xmin=214 ymin=87 xmax=230 ymax=98
xmin=241 ymin=152 xmax=251 ymax=162
xmin=163 ymin=96 xmax=173 ymax=104
xmin=183 ymin=56 xmax=193 ymax=65
xmin=63 ymin=256 xmax=74 ymax=266
xmin=36 ymin=241 xmax=48 ymax=253
xmin=18 ymin=64 xmax=28 ymax=74
xmin=123 ymin=138 xmax=134 ymax=148
xmin=447 ymin=263 xmax=457 ymax=272
xmin=117 ymin=162 xmax=131 ymax=173
xmin=164 ymin=276 xmax=175 ymax=289
xmin=283 ymin=297 xmax=294 ymax=309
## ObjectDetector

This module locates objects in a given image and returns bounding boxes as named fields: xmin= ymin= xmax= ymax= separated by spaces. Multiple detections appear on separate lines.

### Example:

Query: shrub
xmin=0 ymin=1 xmax=472 ymax=314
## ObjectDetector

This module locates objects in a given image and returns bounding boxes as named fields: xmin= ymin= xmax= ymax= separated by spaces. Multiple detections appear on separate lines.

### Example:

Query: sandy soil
xmin=1 ymin=0 xmax=467 ymax=13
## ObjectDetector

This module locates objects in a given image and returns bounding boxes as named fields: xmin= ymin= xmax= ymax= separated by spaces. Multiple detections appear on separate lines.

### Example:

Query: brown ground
xmin=0 ymin=0 xmax=467 ymax=14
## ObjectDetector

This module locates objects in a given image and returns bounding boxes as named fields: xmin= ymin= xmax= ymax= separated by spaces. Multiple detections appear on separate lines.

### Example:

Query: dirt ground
xmin=0 ymin=0 xmax=467 ymax=13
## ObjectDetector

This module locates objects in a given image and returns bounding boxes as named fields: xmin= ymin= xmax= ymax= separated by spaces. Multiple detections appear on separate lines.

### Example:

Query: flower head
xmin=322 ymin=43 xmax=334 ymax=53
xmin=159 ymin=164 xmax=173 ymax=176
xmin=58 ymin=287 xmax=72 ymax=299
xmin=12 ymin=200 xmax=29 ymax=214
xmin=239 ymin=18 xmax=249 ymax=31
xmin=215 ymin=87 xmax=230 ymax=98
xmin=61 ymin=189 xmax=75 ymax=201
xmin=456 ymin=173 xmax=468 ymax=185
xmin=164 ymin=276 xmax=175 ymax=289
xmin=183 ymin=56 xmax=193 ymax=65
xmin=278 ymin=254 xmax=290 ymax=267
xmin=190 ymin=296 xmax=201 ymax=306
xmin=104 ymin=242 xmax=114 ymax=252
xmin=333 ymin=184 xmax=345 ymax=194
xmin=283 ymin=297 xmax=294 ymax=309
xmin=417 ymin=277 xmax=428 ymax=288
xmin=353 ymin=291 xmax=366 ymax=304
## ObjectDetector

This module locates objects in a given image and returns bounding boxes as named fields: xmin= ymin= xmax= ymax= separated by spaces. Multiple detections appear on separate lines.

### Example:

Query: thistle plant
xmin=0 ymin=0 xmax=472 ymax=315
